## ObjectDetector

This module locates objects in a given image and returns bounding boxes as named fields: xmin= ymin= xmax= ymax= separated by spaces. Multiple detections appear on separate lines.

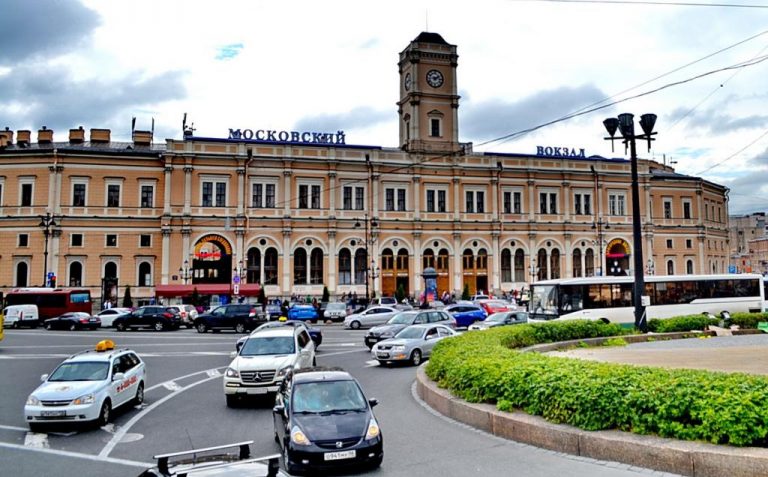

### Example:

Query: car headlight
xmin=72 ymin=393 xmax=95 ymax=405
xmin=276 ymin=366 xmax=293 ymax=379
xmin=291 ymin=425 xmax=311 ymax=446
xmin=26 ymin=395 xmax=41 ymax=406
xmin=365 ymin=417 xmax=380 ymax=440
xmin=391 ymin=345 xmax=405 ymax=352
xmin=225 ymin=367 xmax=240 ymax=378
xmin=380 ymin=332 xmax=393 ymax=338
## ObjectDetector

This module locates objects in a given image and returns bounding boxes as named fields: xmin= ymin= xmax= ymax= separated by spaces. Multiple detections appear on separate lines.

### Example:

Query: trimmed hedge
xmin=647 ymin=314 xmax=719 ymax=333
xmin=729 ymin=312 xmax=768 ymax=330
xmin=426 ymin=320 xmax=768 ymax=446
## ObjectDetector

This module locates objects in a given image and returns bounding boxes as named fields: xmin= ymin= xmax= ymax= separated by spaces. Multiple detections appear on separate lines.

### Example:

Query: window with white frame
xmin=18 ymin=233 xmax=28 ymax=247
xmin=607 ymin=191 xmax=626 ymax=216
xmin=72 ymin=179 xmax=88 ymax=207
xmin=682 ymin=199 xmax=692 ymax=219
xmin=341 ymin=185 xmax=365 ymax=210
xmin=574 ymin=191 xmax=592 ymax=215
xmin=251 ymin=181 xmax=276 ymax=208
xmin=140 ymin=182 xmax=155 ymax=208
xmin=0 ymin=179 xmax=4 ymax=207
xmin=538 ymin=191 xmax=558 ymax=214
xmin=71 ymin=233 xmax=83 ymax=247
xmin=20 ymin=178 xmax=34 ymax=207
xmin=425 ymin=187 xmax=447 ymax=213
xmin=663 ymin=198 xmax=673 ymax=219
xmin=106 ymin=183 xmax=121 ymax=207
xmin=355 ymin=186 xmax=364 ymax=210
xmin=385 ymin=187 xmax=407 ymax=211
xmin=503 ymin=189 xmax=523 ymax=214
xmin=298 ymin=183 xmax=322 ymax=209
xmin=201 ymin=177 xmax=228 ymax=207
xmin=106 ymin=234 xmax=117 ymax=247
xmin=465 ymin=190 xmax=485 ymax=213
xmin=140 ymin=234 xmax=151 ymax=247
xmin=428 ymin=110 xmax=443 ymax=138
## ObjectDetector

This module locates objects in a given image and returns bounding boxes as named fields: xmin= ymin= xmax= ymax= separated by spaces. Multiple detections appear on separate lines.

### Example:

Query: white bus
xmin=529 ymin=274 xmax=764 ymax=326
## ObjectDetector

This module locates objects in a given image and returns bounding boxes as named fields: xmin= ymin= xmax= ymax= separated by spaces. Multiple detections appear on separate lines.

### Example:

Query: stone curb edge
xmin=415 ymin=365 xmax=768 ymax=477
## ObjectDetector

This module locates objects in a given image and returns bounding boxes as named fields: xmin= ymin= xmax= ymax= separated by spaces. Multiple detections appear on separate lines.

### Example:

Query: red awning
xmin=155 ymin=283 xmax=261 ymax=297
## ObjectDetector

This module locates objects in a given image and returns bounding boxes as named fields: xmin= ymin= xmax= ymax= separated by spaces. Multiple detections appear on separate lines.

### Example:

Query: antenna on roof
xmin=151 ymin=117 xmax=155 ymax=139
xmin=182 ymin=113 xmax=187 ymax=135
xmin=425 ymin=10 xmax=429 ymax=31
xmin=131 ymin=117 xmax=136 ymax=133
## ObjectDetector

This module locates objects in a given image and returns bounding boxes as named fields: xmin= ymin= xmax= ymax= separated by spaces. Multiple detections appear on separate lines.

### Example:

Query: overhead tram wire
xmin=693 ymin=127 xmax=768 ymax=175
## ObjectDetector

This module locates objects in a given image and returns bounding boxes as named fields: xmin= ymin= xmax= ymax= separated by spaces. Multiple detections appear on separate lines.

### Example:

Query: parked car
xmin=114 ymin=306 xmax=182 ymax=331
xmin=94 ymin=307 xmax=132 ymax=328
xmin=166 ymin=304 xmax=198 ymax=328
xmin=372 ymin=323 xmax=457 ymax=366
xmin=476 ymin=299 xmax=515 ymax=316
xmin=44 ymin=312 xmax=100 ymax=331
xmin=343 ymin=306 xmax=399 ymax=330
xmin=194 ymin=303 xmax=262 ymax=333
xmin=287 ymin=304 xmax=319 ymax=322
xmin=369 ymin=296 xmax=398 ymax=307
xmin=138 ymin=441 xmax=285 ymax=477
xmin=444 ymin=303 xmax=487 ymax=328
xmin=470 ymin=294 xmax=490 ymax=301
xmin=237 ymin=320 xmax=323 ymax=351
xmin=364 ymin=310 xmax=455 ymax=349
xmin=3 ymin=304 xmax=39 ymax=328
xmin=273 ymin=367 xmax=383 ymax=474
xmin=223 ymin=326 xmax=316 ymax=407
xmin=323 ymin=302 xmax=348 ymax=322
xmin=468 ymin=311 xmax=529 ymax=330
xmin=258 ymin=303 xmax=283 ymax=321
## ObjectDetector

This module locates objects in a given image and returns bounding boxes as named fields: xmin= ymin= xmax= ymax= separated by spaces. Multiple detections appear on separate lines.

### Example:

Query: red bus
xmin=5 ymin=288 xmax=92 ymax=320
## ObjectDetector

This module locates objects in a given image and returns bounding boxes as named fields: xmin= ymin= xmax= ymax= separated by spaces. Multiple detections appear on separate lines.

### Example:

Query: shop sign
xmin=228 ymin=128 xmax=346 ymax=145
xmin=194 ymin=234 xmax=232 ymax=259
xmin=536 ymin=146 xmax=586 ymax=158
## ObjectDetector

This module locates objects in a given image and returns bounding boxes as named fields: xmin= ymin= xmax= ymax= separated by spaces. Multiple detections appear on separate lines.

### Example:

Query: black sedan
xmin=44 ymin=312 xmax=100 ymax=331
xmin=272 ymin=367 xmax=383 ymax=474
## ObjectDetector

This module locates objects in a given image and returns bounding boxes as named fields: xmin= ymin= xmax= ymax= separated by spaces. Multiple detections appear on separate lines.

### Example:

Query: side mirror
xmin=40 ymin=374 xmax=49 ymax=382
xmin=368 ymin=398 xmax=378 ymax=408
xmin=273 ymin=404 xmax=285 ymax=414
xmin=113 ymin=372 xmax=125 ymax=382
xmin=229 ymin=351 xmax=238 ymax=359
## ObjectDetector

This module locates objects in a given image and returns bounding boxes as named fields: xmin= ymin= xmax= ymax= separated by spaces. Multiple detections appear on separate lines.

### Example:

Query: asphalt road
xmin=0 ymin=326 xmax=681 ymax=477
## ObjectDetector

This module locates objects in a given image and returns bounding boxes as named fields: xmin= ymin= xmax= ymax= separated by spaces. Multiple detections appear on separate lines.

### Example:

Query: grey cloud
xmin=293 ymin=106 xmax=390 ymax=133
xmin=0 ymin=0 xmax=99 ymax=65
xmin=669 ymin=107 xmax=768 ymax=134
xmin=459 ymin=84 xmax=607 ymax=142
xmin=0 ymin=65 xmax=187 ymax=134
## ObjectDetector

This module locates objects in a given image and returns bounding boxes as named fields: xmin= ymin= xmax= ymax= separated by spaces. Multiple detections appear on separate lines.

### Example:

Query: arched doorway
xmin=462 ymin=248 xmax=488 ymax=295
xmin=606 ymin=238 xmax=631 ymax=276
xmin=192 ymin=234 xmax=233 ymax=284
xmin=381 ymin=247 xmax=410 ymax=298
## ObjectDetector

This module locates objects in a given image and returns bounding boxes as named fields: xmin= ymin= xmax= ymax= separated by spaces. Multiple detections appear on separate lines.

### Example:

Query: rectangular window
xmin=21 ymin=183 xmax=33 ymax=206
xmin=18 ymin=234 xmax=28 ymax=247
xmin=73 ymin=183 xmax=86 ymax=207
xmin=666 ymin=239 xmax=673 ymax=249
xmin=437 ymin=190 xmax=446 ymax=212
xmin=298 ymin=185 xmax=309 ymax=209
xmin=202 ymin=182 xmax=213 ymax=207
xmin=106 ymin=234 xmax=117 ymax=247
xmin=265 ymin=184 xmax=275 ymax=207
xmin=71 ymin=233 xmax=83 ymax=247
xmin=503 ymin=191 xmax=511 ymax=214
xmin=355 ymin=187 xmax=364 ymax=210
xmin=216 ymin=183 xmax=226 ymax=206
xmin=427 ymin=190 xmax=435 ymax=212
xmin=683 ymin=200 xmax=691 ymax=219
xmin=397 ymin=189 xmax=406 ymax=211
xmin=686 ymin=239 xmax=692 ymax=249
xmin=202 ymin=180 xmax=226 ymax=207
xmin=664 ymin=200 xmax=672 ymax=219
xmin=583 ymin=194 xmax=592 ymax=215
xmin=574 ymin=193 xmax=582 ymax=215
xmin=549 ymin=193 xmax=557 ymax=214
xmin=140 ymin=185 xmax=153 ymax=208
xmin=343 ymin=186 xmax=352 ymax=210
xmin=476 ymin=191 xmax=484 ymax=213
xmin=253 ymin=184 xmax=263 ymax=208
xmin=539 ymin=192 xmax=557 ymax=214
xmin=385 ymin=189 xmax=394 ymax=211
xmin=467 ymin=191 xmax=474 ymax=213
xmin=140 ymin=234 xmax=151 ymax=247
xmin=513 ymin=192 xmax=522 ymax=213
xmin=609 ymin=193 xmax=625 ymax=216
xmin=430 ymin=118 xmax=440 ymax=137
xmin=311 ymin=185 xmax=321 ymax=209
xmin=107 ymin=184 xmax=120 ymax=207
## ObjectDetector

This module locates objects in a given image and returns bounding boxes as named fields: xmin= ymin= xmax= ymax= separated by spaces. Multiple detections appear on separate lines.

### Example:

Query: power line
xmin=694 ymin=127 xmax=768 ymax=175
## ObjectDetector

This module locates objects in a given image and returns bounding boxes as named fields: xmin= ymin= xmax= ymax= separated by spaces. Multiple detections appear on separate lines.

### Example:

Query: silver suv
xmin=223 ymin=326 xmax=316 ymax=407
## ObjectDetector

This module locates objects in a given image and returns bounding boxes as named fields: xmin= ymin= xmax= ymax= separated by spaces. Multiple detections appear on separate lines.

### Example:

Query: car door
xmin=422 ymin=326 xmax=440 ymax=356
xmin=273 ymin=377 xmax=291 ymax=446
xmin=209 ymin=306 xmax=227 ymax=328
xmin=296 ymin=329 xmax=314 ymax=368
xmin=132 ymin=307 xmax=150 ymax=327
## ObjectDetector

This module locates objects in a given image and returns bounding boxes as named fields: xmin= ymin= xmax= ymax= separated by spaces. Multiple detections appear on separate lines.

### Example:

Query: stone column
xmin=164 ymin=165 xmax=173 ymax=215
xmin=562 ymin=181 xmax=571 ymax=222
xmin=412 ymin=175 xmax=421 ymax=221
xmin=453 ymin=177 xmax=461 ymax=221
xmin=564 ymin=232 xmax=572 ymax=279
xmin=283 ymin=171 xmax=292 ymax=217
xmin=491 ymin=230 xmax=500 ymax=294
xmin=183 ymin=165 xmax=193 ymax=215
xmin=161 ymin=227 xmax=172 ymax=285
xmin=282 ymin=230 xmax=291 ymax=294
xmin=236 ymin=167 xmax=246 ymax=216
xmin=371 ymin=172 xmax=380 ymax=216
xmin=453 ymin=232 xmax=462 ymax=293
xmin=528 ymin=179 xmax=536 ymax=222
xmin=327 ymin=230 xmax=337 ymax=295
xmin=413 ymin=231 xmax=422 ymax=298
xmin=329 ymin=171 xmax=337 ymax=216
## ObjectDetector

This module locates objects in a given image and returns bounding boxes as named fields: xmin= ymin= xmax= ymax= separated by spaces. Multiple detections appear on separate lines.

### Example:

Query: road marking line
xmin=206 ymin=369 xmax=221 ymax=377
xmin=24 ymin=432 xmax=49 ymax=448
xmin=99 ymin=374 xmax=222 ymax=458
xmin=0 ymin=424 xmax=30 ymax=432
xmin=315 ymin=349 xmax=369 ymax=358
xmin=162 ymin=381 xmax=182 ymax=391
xmin=365 ymin=360 xmax=380 ymax=367
xmin=0 ymin=441 xmax=151 ymax=468
xmin=146 ymin=367 xmax=226 ymax=393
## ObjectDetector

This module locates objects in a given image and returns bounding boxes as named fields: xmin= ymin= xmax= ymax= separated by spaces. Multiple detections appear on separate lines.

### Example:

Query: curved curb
xmin=415 ymin=365 xmax=768 ymax=477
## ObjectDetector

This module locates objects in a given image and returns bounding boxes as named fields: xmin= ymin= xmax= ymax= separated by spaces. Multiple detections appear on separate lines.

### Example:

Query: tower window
xmin=430 ymin=118 xmax=441 ymax=137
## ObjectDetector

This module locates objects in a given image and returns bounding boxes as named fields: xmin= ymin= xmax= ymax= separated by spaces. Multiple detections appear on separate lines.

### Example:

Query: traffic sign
xmin=233 ymin=275 xmax=241 ymax=284
xmin=233 ymin=284 xmax=240 ymax=295
xmin=47 ymin=271 xmax=54 ymax=278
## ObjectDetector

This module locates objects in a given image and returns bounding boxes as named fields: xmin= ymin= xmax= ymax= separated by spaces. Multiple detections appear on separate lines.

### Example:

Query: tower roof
xmin=413 ymin=32 xmax=449 ymax=45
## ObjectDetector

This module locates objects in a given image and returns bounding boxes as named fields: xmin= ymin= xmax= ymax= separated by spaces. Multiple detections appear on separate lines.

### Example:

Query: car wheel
xmin=350 ymin=320 xmax=361 ymax=330
xmin=196 ymin=322 xmax=208 ymax=333
xmin=96 ymin=400 xmax=111 ymax=427
xmin=368 ymin=454 xmax=383 ymax=469
xmin=11 ymin=321 xmax=19 ymax=329
xmin=133 ymin=382 xmax=145 ymax=405
xmin=153 ymin=321 xmax=165 ymax=332
xmin=44 ymin=322 xmax=52 ymax=330
xmin=283 ymin=444 xmax=301 ymax=475
xmin=235 ymin=322 xmax=246 ymax=334
xmin=274 ymin=430 xmax=280 ymax=443
xmin=410 ymin=349 xmax=422 ymax=366
xmin=225 ymin=394 xmax=239 ymax=408
xmin=312 ymin=357 xmax=317 ymax=367
xmin=115 ymin=322 xmax=126 ymax=332
xmin=68 ymin=323 xmax=77 ymax=331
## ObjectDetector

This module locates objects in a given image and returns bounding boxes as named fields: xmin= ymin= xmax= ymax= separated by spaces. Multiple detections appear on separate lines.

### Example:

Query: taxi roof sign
xmin=95 ymin=339 xmax=115 ymax=352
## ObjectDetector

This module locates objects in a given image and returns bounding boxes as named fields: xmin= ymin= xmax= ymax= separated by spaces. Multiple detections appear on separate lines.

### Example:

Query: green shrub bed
xmin=729 ymin=312 xmax=768 ymax=329
xmin=647 ymin=314 xmax=719 ymax=333
xmin=425 ymin=320 xmax=768 ymax=446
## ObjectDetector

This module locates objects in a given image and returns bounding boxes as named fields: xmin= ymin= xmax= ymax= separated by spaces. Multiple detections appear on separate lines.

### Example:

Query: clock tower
xmin=398 ymin=32 xmax=461 ymax=153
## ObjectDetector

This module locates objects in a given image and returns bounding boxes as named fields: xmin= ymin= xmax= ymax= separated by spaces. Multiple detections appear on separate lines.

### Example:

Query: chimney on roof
xmin=132 ymin=130 xmax=152 ymax=146
xmin=0 ymin=127 xmax=13 ymax=147
xmin=37 ymin=126 xmax=53 ymax=143
xmin=90 ymin=128 xmax=111 ymax=143
xmin=69 ymin=126 xmax=85 ymax=143
xmin=17 ymin=130 xmax=31 ymax=145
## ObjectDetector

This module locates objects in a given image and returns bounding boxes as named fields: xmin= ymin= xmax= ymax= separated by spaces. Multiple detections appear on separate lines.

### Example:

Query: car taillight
xmin=249 ymin=308 xmax=256 ymax=317
xmin=163 ymin=312 xmax=173 ymax=319
xmin=79 ymin=318 xmax=88 ymax=323
xmin=180 ymin=311 xmax=187 ymax=318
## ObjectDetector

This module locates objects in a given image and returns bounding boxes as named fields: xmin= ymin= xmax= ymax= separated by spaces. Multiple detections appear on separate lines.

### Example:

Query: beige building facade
xmin=0 ymin=32 xmax=730 ymax=306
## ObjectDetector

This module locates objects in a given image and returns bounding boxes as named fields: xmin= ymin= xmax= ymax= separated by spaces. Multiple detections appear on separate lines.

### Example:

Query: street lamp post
xmin=38 ymin=212 xmax=57 ymax=286
xmin=591 ymin=219 xmax=609 ymax=276
xmin=603 ymin=113 xmax=657 ymax=332
xmin=355 ymin=214 xmax=378 ymax=301
xmin=179 ymin=260 xmax=192 ymax=284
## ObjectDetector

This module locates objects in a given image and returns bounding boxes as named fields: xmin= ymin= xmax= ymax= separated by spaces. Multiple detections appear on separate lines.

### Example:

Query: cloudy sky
xmin=2 ymin=0 xmax=767 ymax=214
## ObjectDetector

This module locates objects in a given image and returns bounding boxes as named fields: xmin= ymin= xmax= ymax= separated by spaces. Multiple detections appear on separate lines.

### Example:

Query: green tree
xmin=190 ymin=287 xmax=202 ymax=307
xmin=258 ymin=284 xmax=267 ymax=307
xmin=461 ymin=283 xmax=470 ymax=301
xmin=122 ymin=285 xmax=133 ymax=308
xmin=322 ymin=285 xmax=330 ymax=303
xmin=395 ymin=283 xmax=406 ymax=303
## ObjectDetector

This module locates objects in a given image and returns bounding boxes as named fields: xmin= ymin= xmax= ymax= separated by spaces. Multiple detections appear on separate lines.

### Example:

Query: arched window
xmin=397 ymin=249 xmax=409 ymax=271
xmin=105 ymin=261 xmax=117 ymax=279
xmin=476 ymin=249 xmax=488 ymax=271
xmin=514 ymin=249 xmax=525 ymax=282
xmin=550 ymin=249 xmax=561 ymax=279
xmin=310 ymin=248 xmax=323 ymax=284
xmin=667 ymin=260 xmax=675 ymax=275
xmin=16 ymin=262 xmax=28 ymax=287
xmin=293 ymin=248 xmax=307 ymax=284
xmin=501 ymin=249 xmax=512 ymax=282
xmin=247 ymin=248 xmax=262 ymax=284
xmin=69 ymin=262 xmax=83 ymax=287
xmin=537 ymin=249 xmax=548 ymax=281
xmin=437 ymin=249 xmax=449 ymax=272
xmin=381 ymin=248 xmax=394 ymax=271
xmin=138 ymin=262 xmax=152 ymax=286
xmin=264 ymin=248 xmax=278 ymax=285
xmin=354 ymin=248 xmax=367 ymax=284
xmin=338 ymin=248 xmax=352 ymax=285
xmin=686 ymin=259 xmax=694 ymax=274
xmin=462 ymin=249 xmax=474 ymax=270
xmin=423 ymin=249 xmax=435 ymax=270
xmin=573 ymin=249 xmax=582 ymax=278
xmin=585 ymin=249 xmax=595 ymax=277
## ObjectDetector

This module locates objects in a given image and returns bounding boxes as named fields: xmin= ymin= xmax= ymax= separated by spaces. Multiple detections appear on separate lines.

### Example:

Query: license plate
xmin=89 ymin=319 xmax=98 ymax=322
xmin=376 ymin=352 xmax=389 ymax=359
xmin=41 ymin=410 xmax=66 ymax=417
xmin=243 ymin=387 xmax=269 ymax=395
xmin=324 ymin=450 xmax=356 ymax=461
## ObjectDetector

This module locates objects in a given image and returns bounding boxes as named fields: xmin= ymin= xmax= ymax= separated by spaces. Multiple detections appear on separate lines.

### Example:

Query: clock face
xmin=404 ymin=73 xmax=412 ymax=91
xmin=426 ymin=69 xmax=444 ymax=88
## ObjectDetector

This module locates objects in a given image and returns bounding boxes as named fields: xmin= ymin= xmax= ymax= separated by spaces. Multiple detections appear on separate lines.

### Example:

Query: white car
xmin=24 ymin=340 xmax=146 ymax=431
xmin=94 ymin=307 xmax=132 ymax=328
xmin=323 ymin=302 xmax=347 ymax=321
xmin=343 ymin=306 xmax=400 ymax=329
xmin=223 ymin=326 xmax=315 ymax=407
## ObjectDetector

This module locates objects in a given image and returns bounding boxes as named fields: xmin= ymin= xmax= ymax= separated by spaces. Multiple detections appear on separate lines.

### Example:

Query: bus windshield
xmin=529 ymin=285 xmax=559 ymax=320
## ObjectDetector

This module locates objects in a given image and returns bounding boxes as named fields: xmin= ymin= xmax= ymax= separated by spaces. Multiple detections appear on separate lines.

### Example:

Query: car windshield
xmin=292 ymin=380 xmax=367 ymax=413
xmin=326 ymin=303 xmax=346 ymax=311
xmin=388 ymin=312 xmax=417 ymax=324
xmin=395 ymin=327 xmax=425 ymax=340
xmin=240 ymin=336 xmax=295 ymax=356
xmin=486 ymin=313 xmax=508 ymax=323
xmin=48 ymin=362 xmax=109 ymax=381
